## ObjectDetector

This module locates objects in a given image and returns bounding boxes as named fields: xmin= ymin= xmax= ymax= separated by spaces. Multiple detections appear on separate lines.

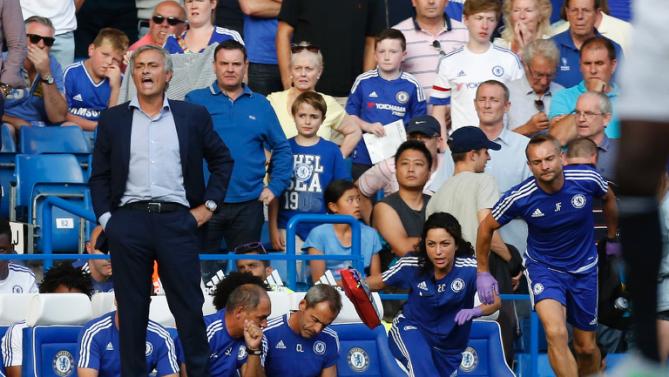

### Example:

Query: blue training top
xmin=492 ymin=164 xmax=608 ymax=273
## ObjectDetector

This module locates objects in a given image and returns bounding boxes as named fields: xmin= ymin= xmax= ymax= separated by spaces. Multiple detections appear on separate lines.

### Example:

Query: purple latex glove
xmin=476 ymin=272 xmax=499 ymax=305
xmin=455 ymin=307 xmax=483 ymax=325
xmin=606 ymin=240 xmax=622 ymax=257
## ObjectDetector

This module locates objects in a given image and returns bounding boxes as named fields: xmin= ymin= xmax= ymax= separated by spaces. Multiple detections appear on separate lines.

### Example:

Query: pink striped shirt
xmin=393 ymin=16 xmax=468 ymax=100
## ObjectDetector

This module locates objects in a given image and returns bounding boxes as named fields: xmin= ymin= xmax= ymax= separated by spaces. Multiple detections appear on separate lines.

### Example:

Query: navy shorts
xmin=525 ymin=260 xmax=598 ymax=331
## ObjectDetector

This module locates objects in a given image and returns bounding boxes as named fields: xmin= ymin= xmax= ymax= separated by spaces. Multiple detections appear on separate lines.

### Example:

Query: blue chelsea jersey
xmin=202 ymin=309 xmax=248 ymax=377
xmin=492 ymin=164 xmax=608 ymax=273
xmin=262 ymin=314 xmax=339 ymax=377
xmin=63 ymin=62 xmax=113 ymax=121
xmin=382 ymin=255 xmax=477 ymax=348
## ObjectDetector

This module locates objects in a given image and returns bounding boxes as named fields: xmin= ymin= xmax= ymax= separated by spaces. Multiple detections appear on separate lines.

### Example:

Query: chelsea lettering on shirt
xmin=202 ymin=309 xmax=248 ymax=377
xmin=492 ymin=164 xmax=608 ymax=273
xmin=262 ymin=314 xmax=339 ymax=377
xmin=382 ymin=255 xmax=477 ymax=348
xmin=63 ymin=62 xmax=114 ymax=121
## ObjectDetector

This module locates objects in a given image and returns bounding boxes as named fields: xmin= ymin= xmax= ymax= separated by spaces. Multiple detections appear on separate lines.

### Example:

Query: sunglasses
xmin=534 ymin=99 xmax=545 ymax=112
xmin=152 ymin=15 xmax=186 ymax=26
xmin=27 ymin=34 xmax=55 ymax=47
xmin=432 ymin=40 xmax=446 ymax=55
xmin=233 ymin=241 xmax=267 ymax=254
xmin=291 ymin=43 xmax=320 ymax=54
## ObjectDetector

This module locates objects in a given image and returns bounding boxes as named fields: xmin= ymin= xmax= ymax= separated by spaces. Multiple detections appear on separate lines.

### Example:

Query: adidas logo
xmin=531 ymin=208 xmax=544 ymax=218
xmin=417 ymin=281 xmax=428 ymax=291
xmin=73 ymin=94 xmax=83 ymax=102
xmin=106 ymin=342 xmax=114 ymax=351
xmin=457 ymin=70 xmax=466 ymax=77
xmin=276 ymin=340 xmax=286 ymax=349
xmin=369 ymin=91 xmax=378 ymax=98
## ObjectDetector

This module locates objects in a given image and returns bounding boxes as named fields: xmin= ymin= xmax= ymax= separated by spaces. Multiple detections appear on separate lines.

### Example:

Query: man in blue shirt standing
xmin=476 ymin=134 xmax=618 ymax=376
xmin=186 ymin=40 xmax=292 ymax=278
xmin=262 ymin=284 xmax=342 ymax=377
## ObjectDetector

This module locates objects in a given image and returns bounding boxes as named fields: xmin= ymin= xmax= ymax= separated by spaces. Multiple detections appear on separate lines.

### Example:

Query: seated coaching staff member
xmin=89 ymin=44 xmax=234 ymax=377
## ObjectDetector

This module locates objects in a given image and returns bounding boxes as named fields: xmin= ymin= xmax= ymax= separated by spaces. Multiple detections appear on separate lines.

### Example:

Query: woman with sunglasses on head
xmin=163 ymin=0 xmax=244 ymax=54
xmin=365 ymin=212 xmax=501 ymax=377
xmin=493 ymin=0 xmax=552 ymax=58
xmin=267 ymin=42 xmax=361 ymax=158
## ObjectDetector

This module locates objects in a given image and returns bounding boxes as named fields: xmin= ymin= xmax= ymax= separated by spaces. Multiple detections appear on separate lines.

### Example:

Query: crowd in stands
xmin=0 ymin=0 xmax=661 ymax=376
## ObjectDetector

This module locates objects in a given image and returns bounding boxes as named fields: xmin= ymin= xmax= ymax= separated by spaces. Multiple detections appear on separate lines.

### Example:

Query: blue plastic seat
xmin=1 ymin=124 xmax=15 ymax=153
xmin=459 ymin=320 xmax=515 ymax=377
xmin=21 ymin=325 xmax=81 ymax=377
xmin=12 ymin=154 xmax=90 ymax=252
xmin=331 ymin=323 xmax=406 ymax=377
xmin=19 ymin=126 xmax=92 ymax=178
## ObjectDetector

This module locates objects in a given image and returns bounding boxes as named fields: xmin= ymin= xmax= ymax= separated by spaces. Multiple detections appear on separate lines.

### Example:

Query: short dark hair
xmin=214 ymin=40 xmax=247 ymax=62
xmin=464 ymin=0 xmax=501 ymax=17
xmin=0 ymin=218 xmax=10 ymax=240
xmin=566 ymin=137 xmax=598 ymax=159
xmin=40 ymin=262 xmax=94 ymax=298
xmin=212 ymin=272 xmax=269 ymax=311
xmin=375 ymin=28 xmax=406 ymax=51
xmin=304 ymin=285 xmax=343 ymax=316
xmin=324 ymin=180 xmax=356 ymax=214
xmin=235 ymin=242 xmax=270 ymax=267
xmin=580 ymin=36 xmax=617 ymax=61
xmin=451 ymin=151 xmax=469 ymax=163
xmin=394 ymin=140 xmax=433 ymax=170
xmin=291 ymin=91 xmax=328 ymax=118
xmin=525 ymin=134 xmax=562 ymax=159
xmin=476 ymin=79 xmax=510 ymax=102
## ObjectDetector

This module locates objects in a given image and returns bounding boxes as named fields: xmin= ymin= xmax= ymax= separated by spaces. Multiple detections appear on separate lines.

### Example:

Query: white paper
xmin=362 ymin=120 xmax=407 ymax=164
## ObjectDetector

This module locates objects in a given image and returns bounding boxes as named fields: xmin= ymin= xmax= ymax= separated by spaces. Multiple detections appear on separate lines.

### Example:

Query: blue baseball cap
xmin=448 ymin=126 xmax=501 ymax=154
xmin=406 ymin=115 xmax=440 ymax=137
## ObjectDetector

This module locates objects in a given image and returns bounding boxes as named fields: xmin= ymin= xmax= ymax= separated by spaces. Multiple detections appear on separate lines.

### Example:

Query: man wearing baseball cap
xmin=356 ymin=115 xmax=454 ymax=222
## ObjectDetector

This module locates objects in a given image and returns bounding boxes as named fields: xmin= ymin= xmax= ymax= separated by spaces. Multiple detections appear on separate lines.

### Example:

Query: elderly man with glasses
xmin=507 ymin=39 xmax=564 ymax=137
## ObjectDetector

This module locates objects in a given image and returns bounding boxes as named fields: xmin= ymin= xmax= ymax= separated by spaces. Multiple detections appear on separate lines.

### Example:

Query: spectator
xmin=1 ymin=262 xmax=93 ymax=377
xmin=393 ymin=0 xmax=468 ymax=100
xmin=235 ymin=242 xmax=274 ymax=281
xmin=76 ymin=225 xmax=114 ymax=293
xmin=21 ymin=0 xmax=77 ymax=67
xmin=128 ymin=1 xmax=187 ymax=52
xmin=550 ymin=0 xmax=622 ymax=88
xmin=214 ymin=0 xmax=245 ymax=35
xmin=346 ymin=28 xmax=427 ymax=178
xmin=430 ymin=0 xmax=524 ymax=137
xmin=0 ymin=0 xmax=27 ymax=106
xmin=551 ymin=5 xmax=632 ymax=54
xmin=0 ymin=218 xmax=37 ymax=294
xmin=262 ymin=285 xmax=342 ymax=376
xmin=62 ymin=28 xmax=128 ymax=131
xmin=304 ymin=180 xmax=382 ymax=283
xmin=572 ymin=91 xmax=618 ymax=181
xmin=185 ymin=41 xmax=292 ymax=280
xmin=163 ymin=0 xmax=244 ymax=54
xmin=357 ymin=115 xmax=453 ymax=222
xmin=507 ymin=39 xmax=564 ymax=136
xmin=549 ymin=36 xmax=620 ymax=143
xmin=426 ymin=126 xmax=512 ymax=261
xmin=239 ymin=0 xmax=283 ymax=95
xmin=276 ymin=0 xmax=386 ymax=100
xmin=77 ymin=309 xmax=179 ymax=377
xmin=2 ymin=16 xmax=67 ymax=138
xmin=494 ymin=0 xmax=552 ymax=56
xmin=268 ymin=92 xmax=350 ymax=254
xmin=192 ymin=272 xmax=269 ymax=376
xmin=267 ymin=44 xmax=361 ymax=158
xmin=372 ymin=140 xmax=432 ymax=258
xmin=74 ymin=0 xmax=138 ymax=59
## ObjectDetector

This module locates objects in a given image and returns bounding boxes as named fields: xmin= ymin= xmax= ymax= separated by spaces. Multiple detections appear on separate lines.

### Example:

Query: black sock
xmin=619 ymin=196 xmax=662 ymax=361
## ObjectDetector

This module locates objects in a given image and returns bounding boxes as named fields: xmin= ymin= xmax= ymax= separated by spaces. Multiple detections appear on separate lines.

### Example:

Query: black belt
xmin=124 ymin=201 xmax=186 ymax=213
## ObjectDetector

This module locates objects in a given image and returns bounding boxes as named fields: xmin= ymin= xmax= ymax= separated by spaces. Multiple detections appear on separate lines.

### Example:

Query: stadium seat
xmin=18 ymin=126 xmax=92 ymax=179
xmin=202 ymin=294 xmax=216 ymax=316
xmin=331 ymin=323 xmax=406 ymax=377
xmin=11 ymin=154 xmax=91 ymax=252
xmin=459 ymin=320 xmax=515 ymax=377
xmin=0 ymin=293 xmax=36 ymax=325
xmin=0 ymin=124 xmax=15 ymax=153
xmin=90 ymin=292 xmax=115 ymax=318
xmin=0 ymin=124 xmax=17 ymax=218
xmin=149 ymin=295 xmax=176 ymax=328
xmin=22 ymin=293 xmax=92 ymax=377
xmin=268 ymin=291 xmax=292 ymax=319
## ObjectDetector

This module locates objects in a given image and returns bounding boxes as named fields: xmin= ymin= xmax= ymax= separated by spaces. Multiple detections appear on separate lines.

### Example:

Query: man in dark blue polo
xmin=550 ymin=0 xmax=622 ymax=88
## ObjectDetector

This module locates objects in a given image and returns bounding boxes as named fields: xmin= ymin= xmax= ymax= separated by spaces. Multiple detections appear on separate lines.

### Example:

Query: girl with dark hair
xmin=303 ymin=179 xmax=382 ymax=283
xmin=366 ymin=212 xmax=500 ymax=377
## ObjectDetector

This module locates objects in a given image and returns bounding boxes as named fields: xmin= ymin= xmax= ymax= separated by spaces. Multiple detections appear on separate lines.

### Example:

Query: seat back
xmin=1 ymin=123 xmax=15 ymax=153
xmin=332 ymin=323 xmax=406 ymax=377
xmin=19 ymin=127 xmax=90 ymax=155
xmin=26 ymin=293 xmax=92 ymax=327
xmin=91 ymin=292 xmax=116 ymax=318
xmin=149 ymin=295 xmax=176 ymax=328
xmin=268 ymin=291 xmax=292 ymax=319
xmin=0 ymin=293 xmax=36 ymax=325
xmin=14 ymin=154 xmax=85 ymax=208
xmin=21 ymin=325 xmax=81 ymax=377
xmin=459 ymin=320 xmax=515 ymax=377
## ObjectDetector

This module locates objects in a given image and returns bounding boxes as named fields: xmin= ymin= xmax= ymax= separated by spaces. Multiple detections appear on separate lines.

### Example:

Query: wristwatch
xmin=245 ymin=346 xmax=262 ymax=356
xmin=0 ymin=82 xmax=10 ymax=97
xmin=204 ymin=200 xmax=217 ymax=213
xmin=40 ymin=74 xmax=54 ymax=85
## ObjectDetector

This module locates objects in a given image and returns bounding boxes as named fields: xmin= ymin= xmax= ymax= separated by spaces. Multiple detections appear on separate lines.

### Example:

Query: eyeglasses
xmin=572 ymin=110 xmax=604 ymax=119
xmin=233 ymin=241 xmax=267 ymax=254
xmin=527 ymin=66 xmax=555 ymax=80
xmin=432 ymin=40 xmax=445 ymax=55
xmin=291 ymin=42 xmax=320 ymax=54
xmin=26 ymin=34 xmax=55 ymax=47
xmin=152 ymin=15 xmax=186 ymax=26
xmin=534 ymin=99 xmax=545 ymax=112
